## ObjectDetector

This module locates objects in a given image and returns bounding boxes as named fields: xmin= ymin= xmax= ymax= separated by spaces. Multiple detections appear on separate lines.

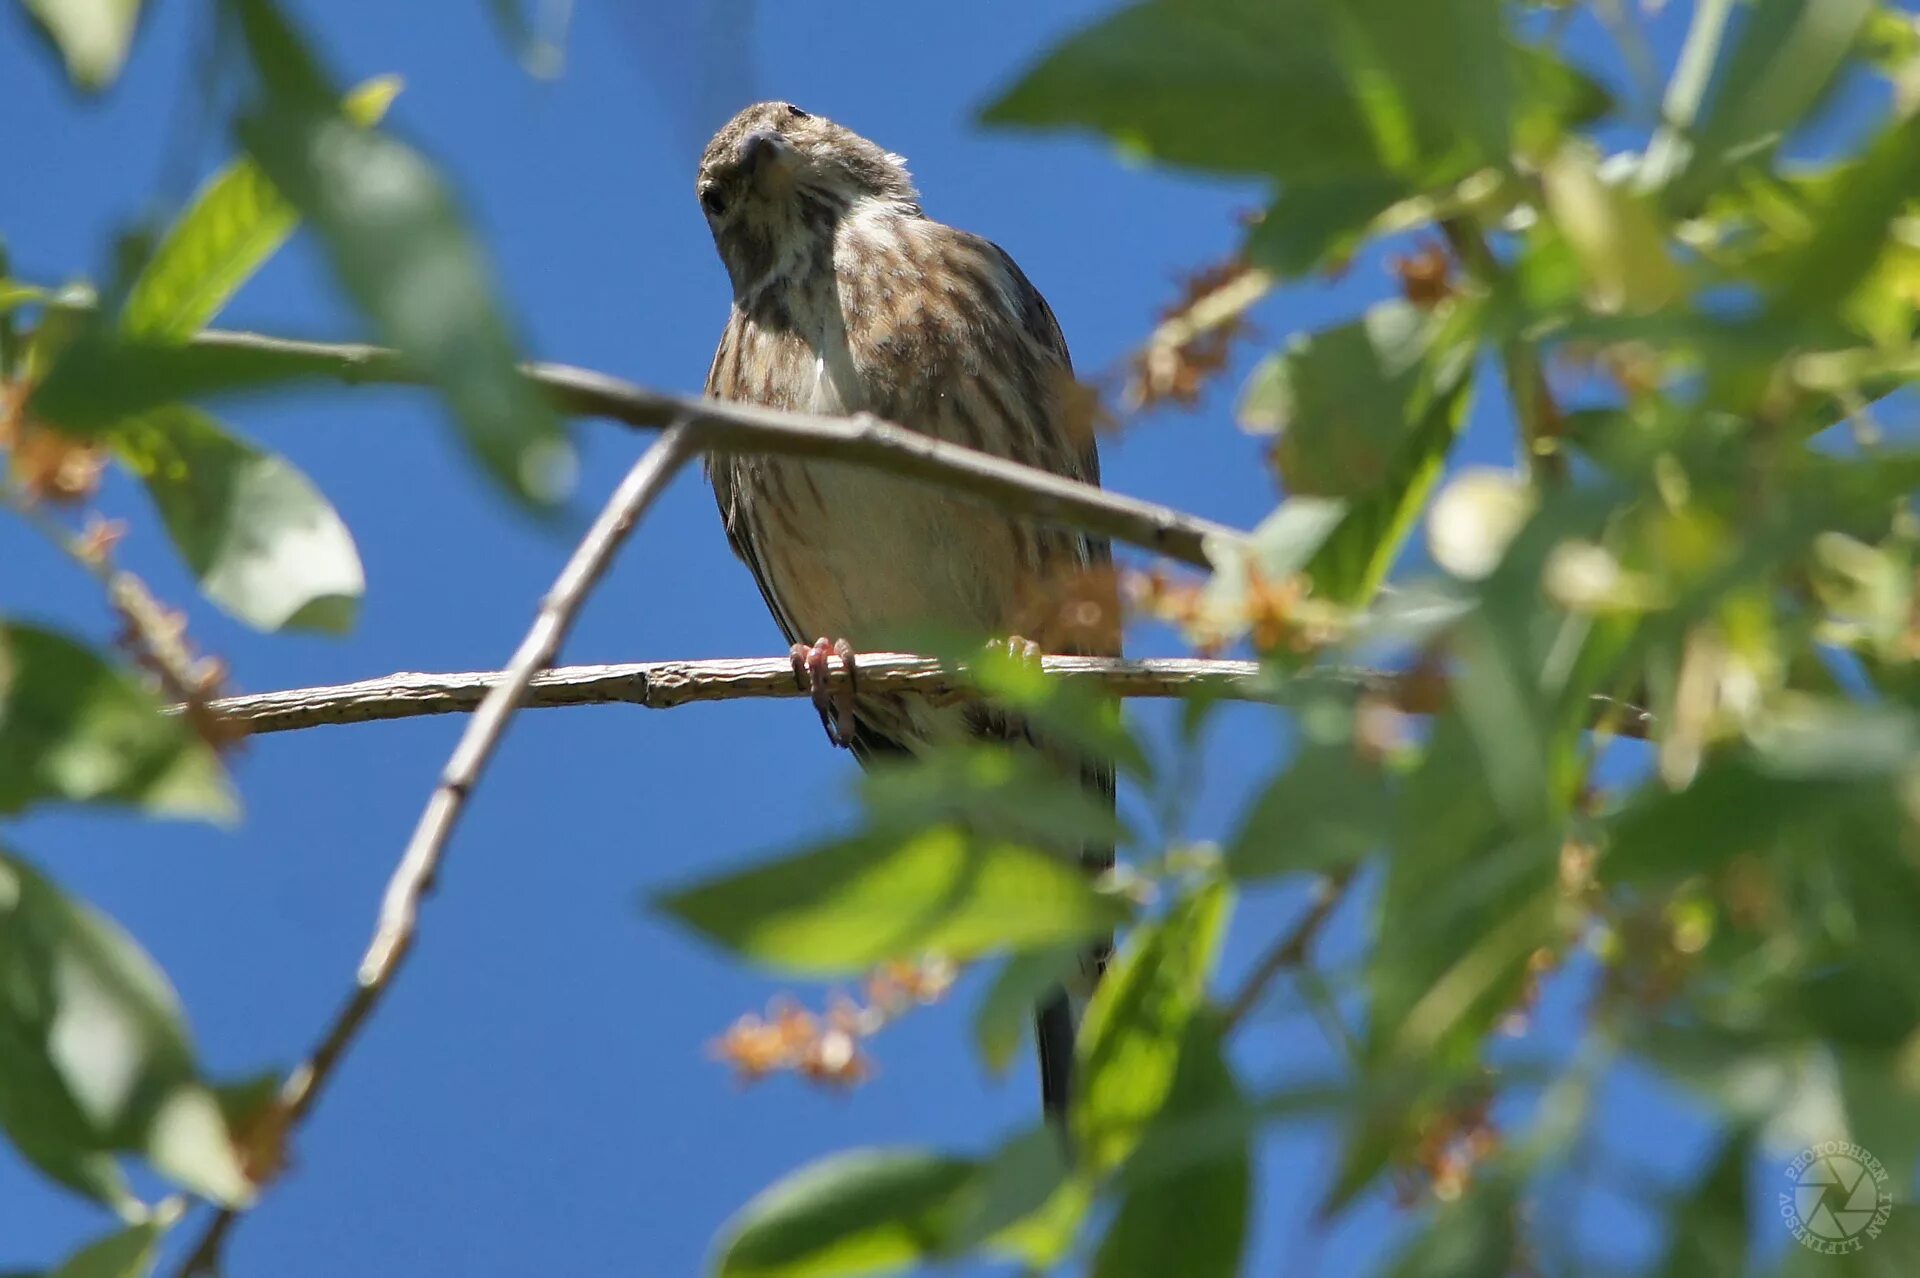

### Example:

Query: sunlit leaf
xmin=1668 ymin=0 xmax=1876 ymax=211
xmin=0 ymin=625 xmax=235 ymax=822
xmin=983 ymin=0 xmax=1600 ymax=188
xmin=1242 ymin=299 xmax=1477 ymax=603
xmin=712 ymin=1149 xmax=975 ymax=1278
xmin=0 ymin=850 xmax=253 ymax=1208
xmin=655 ymin=826 xmax=1128 ymax=975
xmin=230 ymin=0 xmax=573 ymax=506
xmin=1093 ymin=1017 xmax=1249 ymax=1278
xmin=1076 ymin=881 xmax=1233 ymax=1171
xmin=112 ymin=406 xmax=363 ymax=633
xmin=47 ymin=1219 xmax=168 ymax=1278
xmin=120 ymin=77 xmax=402 ymax=341
xmin=20 ymin=0 xmax=144 ymax=91
xmin=1542 ymin=144 xmax=1687 ymax=315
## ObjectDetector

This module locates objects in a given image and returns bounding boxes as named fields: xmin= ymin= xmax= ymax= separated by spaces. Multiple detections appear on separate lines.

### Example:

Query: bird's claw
xmin=791 ymin=637 xmax=859 ymax=748
xmin=988 ymin=634 xmax=1044 ymax=670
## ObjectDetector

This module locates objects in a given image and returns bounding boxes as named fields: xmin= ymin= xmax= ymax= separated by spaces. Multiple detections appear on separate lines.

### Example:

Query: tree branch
xmin=191 ymin=654 xmax=1652 ymax=739
xmin=175 ymin=424 xmax=701 ymax=1276
xmin=187 ymin=327 xmax=1243 ymax=568
xmin=1223 ymin=871 xmax=1355 ymax=1030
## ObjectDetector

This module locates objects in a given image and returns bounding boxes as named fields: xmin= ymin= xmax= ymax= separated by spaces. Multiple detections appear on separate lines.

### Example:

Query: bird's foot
xmin=987 ymin=634 xmax=1044 ymax=670
xmin=790 ymin=637 xmax=859 ymax=748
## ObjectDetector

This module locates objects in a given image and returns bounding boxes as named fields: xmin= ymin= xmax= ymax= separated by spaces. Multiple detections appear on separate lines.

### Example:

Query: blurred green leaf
xmin=712 ymin=1149 xmax=975 ymax=1278
xmin=1093 ymin=1017 xmax=1249 ymax=1278
xmin=1383 ymin=1174 xmax=1519 ymax=1277
xmin=656 ymin=826 xmax=1128 ymax=976
xmin=984 ymin=0 xmax=1599 ymax=187
xmin=860 ymin=743 xmax=1122 ymax=853
xmin=28 ymin=336 xmax=351 ymax=433
xmin=1668 ymin=0 xmax=1876 ymax=211
xmin=0 ymin=625 xmax=235 ymax=822
xmin=1542 ymin=144 xmax=1687 ymax=315
xmin=484 ymin=0 xmax=567 ymax=78
xmin=1657 ymin=1129 xmax=1751 ymax=1278
xmin=20 ymin=0 xmax=145 ymax=91
xmin=0 ymin=850 xmax=253 ymax=1208
xmin=1244 ymin=178 xmax=1414 ymax=280
xmin=1077 ymin=881 xmax=1233 ymax=1171
xmin=46 ymin=1220 xmax=167 ymax=1278
xmin=1242 ymin=299 xmax=1476 ymax=603
xmin=230 ymin=0 xmax=573 ymax=506
xmin=1192 ymin=499 xmax=1346 ymax=647
xmin=963 ymin=643 xmax=1149 ymax=780
xmin=1606 ymin=703 xmax=1917 ymax=884
xmin=972 ymin=945 xmax=1084 ymax=1076
xmin=1227 ymin=688 xmax=1393 ymax=879
xmin=120 ymin=76 xmax=402 ymax=341
xmin=112 ymin=406 xmax=363 ymax=633
xmin=946 ymin=1126 xmax=1072 ymax=1256
xmin=1768 ymin=111 xmax=1920 ymax=325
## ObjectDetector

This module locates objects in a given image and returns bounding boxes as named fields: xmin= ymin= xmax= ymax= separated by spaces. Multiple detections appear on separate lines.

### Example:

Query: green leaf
xmin=983 ymin=0 xmax=1598 ymax=188
xmin=1668 ymin=0 xmax=1876 ymax=211
xmin=0 ymin=625 xmax=235 ymax=822
xmin=1227 ymin=688 xmax=1393 ymax=879
xmin=972 ymin=945 xmax=1085 ymax=1076
xmin=1093 ymin=1017 xmax=1250 ymax=1278
xmin=230 ymin=0 xmax=573 ymax=506
xmin=47 ymin=1220 xmax=168 ymax=1278
xmin=20 ymin=0 xmax=145 ymax=91
xmin=27 ymin=336 xmax=355 ymax=433
xmin=1767 ymin=111 xmax=1920 ymax=324
xmin=859 ymin=743 xmax=1122 ymax=853
xmin=1076 ymin=881 xmax=1234 ymax=1171
xmin=712 ymin=1149 xmax=975 ymax=1278
xmin=1384 ymin=1175 xmax=1520 ymax=1277
xmin=0 ymin=850 xmax=253 ymax=1208
xmin=1656 ymin=1129 xmax=1751 ymax=1278
xmin=1191 ymin=499 xmax=1346 ymax=646
xmin=1541 ymin=144 xmax=1687 ymax=315
xmin=1244 ymin=178 xmax=1413 ymax=279
xmin=655 ymin=826 xmax=1129 ymax=976
xmin=1241 ymin=299 xmax=1476 ymax=603
xmin=112 ymin=406 xmax=363 ymax=633
xmin=120 ymin=77 xmax=402 ymax=341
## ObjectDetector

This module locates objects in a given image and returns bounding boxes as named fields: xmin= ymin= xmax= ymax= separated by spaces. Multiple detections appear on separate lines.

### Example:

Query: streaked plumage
xmin=697 ymin=102 xmax=1115 ymax=1118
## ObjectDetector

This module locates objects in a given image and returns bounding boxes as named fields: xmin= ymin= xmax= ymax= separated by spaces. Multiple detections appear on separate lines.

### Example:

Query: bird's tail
xmin=1036 ymin=930 xmax=1112 ymax=1124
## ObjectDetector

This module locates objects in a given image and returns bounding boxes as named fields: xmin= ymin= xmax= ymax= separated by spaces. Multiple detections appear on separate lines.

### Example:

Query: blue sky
xmin=0 ymin=1 xmax=1872 ymax=1273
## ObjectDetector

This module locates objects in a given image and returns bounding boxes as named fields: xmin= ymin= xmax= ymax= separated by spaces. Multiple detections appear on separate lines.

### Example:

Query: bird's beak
xmin=739 ymin=129 xmax=798 ymax=192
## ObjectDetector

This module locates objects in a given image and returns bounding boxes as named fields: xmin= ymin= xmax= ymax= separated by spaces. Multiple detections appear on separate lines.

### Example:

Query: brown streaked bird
xmin=697 ymin=101 xmax=1116 ymax=1121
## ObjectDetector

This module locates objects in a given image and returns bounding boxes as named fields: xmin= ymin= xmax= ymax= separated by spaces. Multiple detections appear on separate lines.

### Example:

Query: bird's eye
xmin=783 ymin=103 xmax=810 ymax=121
xmin=700 ymin=186 xmax=727 ymax=217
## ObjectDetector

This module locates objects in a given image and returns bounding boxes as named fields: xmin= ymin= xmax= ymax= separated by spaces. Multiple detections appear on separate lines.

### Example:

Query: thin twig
xmin=189 ymin=654 xmax=1654 ymax=740
xmin=1438 ymin=221 xmax=1569 ymax=485
xmin=184 ymin=327 xmax=1240 ymax=567
xmin=173 ymin=424 xmax=700 ymax=1276
xmin=1223 ymin=871 xmax=1356 ymax=1030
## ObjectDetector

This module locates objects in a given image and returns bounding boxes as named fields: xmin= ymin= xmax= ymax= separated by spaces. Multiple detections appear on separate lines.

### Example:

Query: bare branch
xmin=192 ymin=654 xmax=1652 ymax=739
xmin=1223 ymin=871 xmax=1355 ymax=1030
xmin=187 ymin=327 xmax=1242 ymax=568
xmin=175 ymin=425 xmax=701 ymax=1276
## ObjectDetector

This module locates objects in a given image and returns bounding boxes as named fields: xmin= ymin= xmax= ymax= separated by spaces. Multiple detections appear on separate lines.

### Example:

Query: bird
xmin=696 ymin=101 xmax=1117 ymax=1122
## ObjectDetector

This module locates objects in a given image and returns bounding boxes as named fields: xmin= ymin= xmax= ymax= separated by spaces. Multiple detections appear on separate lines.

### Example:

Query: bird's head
xmin=697 ymin=102 xmax=918 ymax=299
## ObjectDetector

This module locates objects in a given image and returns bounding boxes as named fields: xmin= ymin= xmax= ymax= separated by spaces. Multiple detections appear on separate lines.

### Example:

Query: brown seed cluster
xmin=708 ymin=958 xmax=957 ymax=1090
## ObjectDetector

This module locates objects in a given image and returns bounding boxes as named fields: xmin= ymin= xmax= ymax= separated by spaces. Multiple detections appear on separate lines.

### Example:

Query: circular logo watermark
xmin=1780 ymin=1141 xmax=1894 ymax=1254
